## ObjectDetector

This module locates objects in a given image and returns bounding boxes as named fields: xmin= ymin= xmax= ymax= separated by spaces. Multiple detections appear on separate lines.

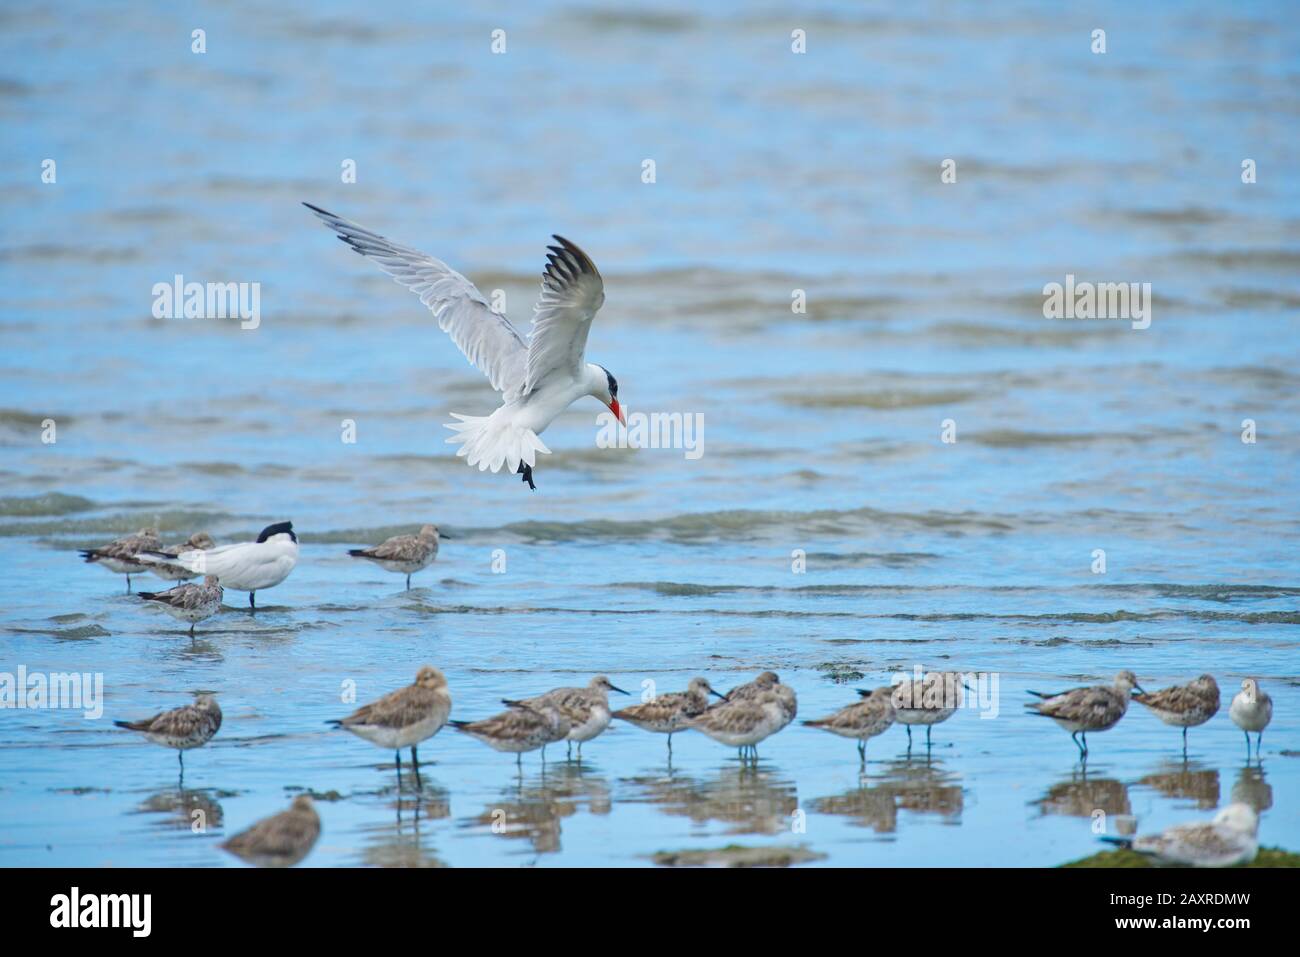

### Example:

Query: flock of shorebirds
xmin=85 ymin=524 xmax=1278 ymax=867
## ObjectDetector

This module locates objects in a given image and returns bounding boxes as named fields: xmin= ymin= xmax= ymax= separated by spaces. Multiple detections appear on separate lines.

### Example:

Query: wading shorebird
xmin=1101 ymin=802 xmax=1259 ymax=868
xmin=886 ymin=674 xmax=963 ymax=750
xmin=347 ymin=524 xmax=443 ymax=590
xmin=137 ymin=575 xmax=223 ymax=637
xmin=140 ymin=521 xmax=298 ymax=610
xmin=79 ymin=527 xmax=161 ymax=593
xmin=612 ymin=677 xmax=727 ymax=755
xmin=804 ymin=686 xmax=897 ymax=762
xmin=512 ymin=676 xmax=630 ymax=759
xmin=114 ymin=693 xmax=222 ymax=774
xmin=1026 ymin=670 xmax=1143 ymax=757
xmin=148 ymin=532 xmax=216 ymax=582
xmin=304 ymin=204 xmax=625 ymax=491
xmin=221 ymin=795 xmax=321 ymax=868
xmin=450 ymin=700 xmax=571 ymax=767
xmin=1229 ymin=678 xmax=1272 ymax=757
xmin=1134 ymin=674 xmax=1221 ymax=753
xmin=688 ymin=692 xmax=789 ymax=763
xmin=328 ymin=666 xmax=452 ymax=785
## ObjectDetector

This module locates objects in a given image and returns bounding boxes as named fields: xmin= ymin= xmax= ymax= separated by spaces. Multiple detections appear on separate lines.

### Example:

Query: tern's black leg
xmin=516 ymin=462 xmax=536 ymax=490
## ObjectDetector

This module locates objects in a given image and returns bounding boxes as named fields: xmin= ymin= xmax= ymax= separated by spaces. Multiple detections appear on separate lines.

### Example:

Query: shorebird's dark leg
xmin=178 ymin=751 xmax=184 ymax=770
xmin=1071 ymin=731 xmax=1083 ymax=755
xmin=411 ymin=746 xmax=419 ymax=769
xmin=1182 ymin=726 xmax=1188 ymax=754
xmin=516 ymin=752 xmax=522 ymax=768
xmin=905 ymin=725 xmax=912 ymax=750
xmin=189 ymin=622 xmax=196 ymax=637
xmin=857 ymin=740 xmax=866 ymax=762
xmin=516 ymin=462 xmax=536 ymax=490
xmin=926 ymin=726 xmax=933 ymax=749
xmin=667 ymin=733 xmax=673 ymax=756
xmin=126 ymin=574 xmax=132 ymax=594
xmin=1080 ymin=732 xmax=1089 ymax=755
xmin=249 ymin=591 xmax=256 ymax=610
xmin=566 ymin=740 xmax=572 ymax=759
xmin=1257 ymin=731 xmax=1263 ymax=755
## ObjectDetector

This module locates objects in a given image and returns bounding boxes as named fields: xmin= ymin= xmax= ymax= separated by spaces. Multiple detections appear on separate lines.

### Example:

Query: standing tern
xmin=304 ymin=204 xmax=625 ymax=490
xmin=139 ymin=521 xmax=298 ymax=610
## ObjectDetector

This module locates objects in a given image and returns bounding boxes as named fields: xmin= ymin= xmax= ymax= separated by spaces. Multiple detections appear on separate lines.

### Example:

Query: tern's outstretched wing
xmin=304 ymin=204 xmax=529 ymax=399
xmin=524 ymin=235 xmax=606 ymax=394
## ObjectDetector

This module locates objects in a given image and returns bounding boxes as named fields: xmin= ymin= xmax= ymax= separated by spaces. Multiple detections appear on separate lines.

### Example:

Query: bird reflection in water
xmin=133 ymin=788 xmax=225 ymax=832
xmin=1136 ymin=758 xmax=1220 ymax=809
xmin=620 ymin=764 xmax=798 ymax=835
xmin=1230 ymin=763 xmax=1272 ymax=814
xmin=1033 ymin=763 xmax=1130 ymax=819
xmin=462 ymin=762 xmax=612 ymax=855
xmin=358 ymin=782 xmax=451 ymax=868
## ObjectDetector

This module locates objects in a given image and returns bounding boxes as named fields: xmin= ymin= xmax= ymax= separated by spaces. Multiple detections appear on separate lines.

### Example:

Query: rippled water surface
xmin=2 ymin=1 xmax=1298 ymax=867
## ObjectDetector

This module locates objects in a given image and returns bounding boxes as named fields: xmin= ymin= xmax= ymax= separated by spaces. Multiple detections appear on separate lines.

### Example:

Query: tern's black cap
xmin=257 ymin=521 xmax=296 ymax=543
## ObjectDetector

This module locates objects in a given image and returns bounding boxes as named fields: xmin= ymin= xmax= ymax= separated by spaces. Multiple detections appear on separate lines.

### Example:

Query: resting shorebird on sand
xmin=328 ymin=666 xmax=452 ymax=785
xmin=1026 ymin=670 xmax=1143 ymax=757
xmin=1230 ymin=678 xmax=1272 ymax=757
xmin=1134 ymin=674 xmax=1220 ymax=753
xmin=304 ymin=204 xmax=625 ymax=491
xmin=347 ymin=524 xmax=443 ymax=590
xmin=612 ymin=677 xmax=727 ymax=755
xmin=79 ymin=527 xmax=160 ymax=593
xmin=1102 ymin=802 xmax=1259 ymax=868
xmin=137 ymin=575 xmax=223 ymax=637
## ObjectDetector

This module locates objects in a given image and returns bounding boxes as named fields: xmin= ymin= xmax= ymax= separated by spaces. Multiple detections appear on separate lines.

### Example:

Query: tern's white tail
xmin=444 ymin=410 xmax=550 ymax=474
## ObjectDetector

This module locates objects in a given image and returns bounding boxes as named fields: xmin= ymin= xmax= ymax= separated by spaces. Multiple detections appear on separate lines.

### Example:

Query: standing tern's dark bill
xmin=304 ymin=204 xmax=624 ymax=490
xmin=138 ymin=521 xmax=298 ymax=610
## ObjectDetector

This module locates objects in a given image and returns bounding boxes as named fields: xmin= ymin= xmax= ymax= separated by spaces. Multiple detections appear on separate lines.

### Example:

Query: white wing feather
xmin=524 ymin=236 xmax=606 ymax=393
xmin=304 ymin=204 xmax=529 ymax=399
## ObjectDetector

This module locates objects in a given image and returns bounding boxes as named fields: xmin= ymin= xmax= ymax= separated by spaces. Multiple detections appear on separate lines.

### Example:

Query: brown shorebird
xmin=328 ymin=666 xmax=452 ymax=784
xmin=137 ymin=575 xmax=223 ymax=637
xmin=347 ymin=524 xmax=443 ymax=589
xmin=1134 ymin=674 xmax=1220 ymax=753
xmin=221 ymin=795 xmax=321 ymax=867
xmin=513 ymin=676 xmax=629 ymax=758
xmin=79 ymin=527 xmax=161 ymax=593
xmin=450 ymin=699 xmax=571 ymax=766
xmin=804 ymin=685 xmax=897 ymax=761
xmin=1026 ymin=670 xmax=1143 ymax=756
xmin=114 ymin=693 xmax=222 ymax=773
xmin=148 ymin=532 xmax=216 ymax=582
xmin=612 ymin=677 xmax=726 ymax=755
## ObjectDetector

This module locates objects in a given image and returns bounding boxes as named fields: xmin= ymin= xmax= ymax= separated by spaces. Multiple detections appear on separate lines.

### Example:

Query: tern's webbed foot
xmin=516 ymin=462 xmax=536 ymax=490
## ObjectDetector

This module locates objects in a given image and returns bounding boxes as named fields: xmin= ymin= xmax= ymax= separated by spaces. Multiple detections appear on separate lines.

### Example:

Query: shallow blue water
xmin=1 ymin=1 xmax=1298 ymax=867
